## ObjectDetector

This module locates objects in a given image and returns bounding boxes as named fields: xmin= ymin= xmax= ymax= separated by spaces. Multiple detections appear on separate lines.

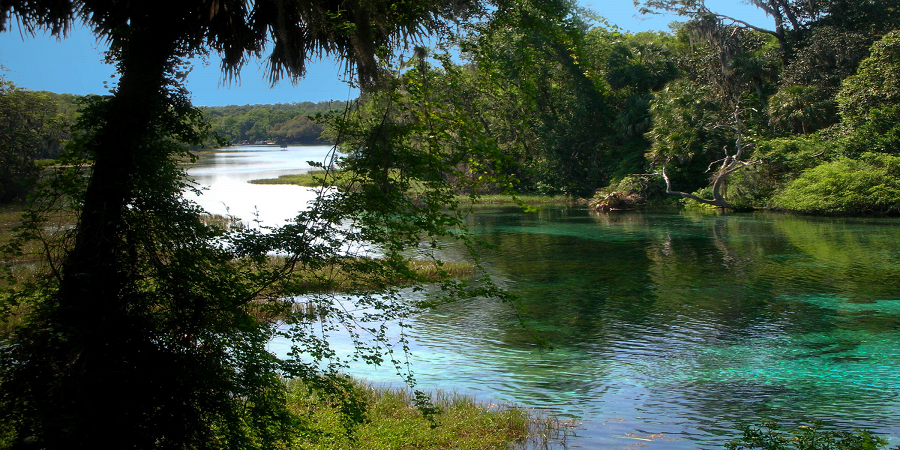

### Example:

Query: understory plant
xmin=726 ymin=421 xmax=898 ymax=450
xmin=773 ymin=152 xmax=900 ymax=215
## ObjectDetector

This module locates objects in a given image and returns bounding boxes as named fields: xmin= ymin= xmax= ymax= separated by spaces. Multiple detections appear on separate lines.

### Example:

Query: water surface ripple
xmin=189 ymin=148 xmax=900 ymax=449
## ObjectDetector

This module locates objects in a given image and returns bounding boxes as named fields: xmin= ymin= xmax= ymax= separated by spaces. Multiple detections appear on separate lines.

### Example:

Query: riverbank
xmin=0 ymin=203 xmax=569 ymax=449
xmin=283 ymin=377 xmax=572 ymax=450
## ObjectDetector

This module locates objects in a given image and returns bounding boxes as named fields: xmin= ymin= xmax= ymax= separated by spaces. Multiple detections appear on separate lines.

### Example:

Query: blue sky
xmin=0 ymin=1 xmax=769 ymax=106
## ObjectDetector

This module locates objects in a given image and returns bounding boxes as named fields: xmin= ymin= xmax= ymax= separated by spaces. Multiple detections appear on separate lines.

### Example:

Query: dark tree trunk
xmin=49 ymin=26 xmax=179 ymax=447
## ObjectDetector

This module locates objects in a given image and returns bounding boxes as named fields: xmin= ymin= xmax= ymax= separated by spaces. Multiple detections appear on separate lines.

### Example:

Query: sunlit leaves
xmin=774 ymin=152 xmax=900 ymax=215
xmin=836 ymin=30 xmax=900 ymax=126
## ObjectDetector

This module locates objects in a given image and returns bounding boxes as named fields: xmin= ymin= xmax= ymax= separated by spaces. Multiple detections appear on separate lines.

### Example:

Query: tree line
xmin=200 ymin=101 xmax=348 ymax=145
xmin=0 ymin=78 xmax=79 ymax=202
xmin=6 ymin=0 xmax=900 ymax=213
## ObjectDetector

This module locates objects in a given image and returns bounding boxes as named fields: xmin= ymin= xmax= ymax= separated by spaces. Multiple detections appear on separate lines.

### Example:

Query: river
xmin=188 ymin=145 xmax=900 ymax=449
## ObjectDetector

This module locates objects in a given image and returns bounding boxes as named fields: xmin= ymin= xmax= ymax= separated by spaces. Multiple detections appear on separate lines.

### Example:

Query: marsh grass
xmin=283 ymin=377 xmax=574 ymax=450
xmin=199 ymin=213 xmax=245 ymax=230
xmin=263 ymin=256 xmax=474 ymax=293
xmin=248 ymin=170 xmax=348 ymax=187
xmin=244 ymin=256 xmax=475 ymax=322
xmin=3 ymin=206 xmax=476 ymax=327
xmin=1 ymin=203 xmax=74 ymax=334
xmin=247 ymin=172 xmax=577 ymax=207
xmin=463 ymin=194 xmax=576 ymax=206
xmin=515 ymin=410 xmax=579 ymax=450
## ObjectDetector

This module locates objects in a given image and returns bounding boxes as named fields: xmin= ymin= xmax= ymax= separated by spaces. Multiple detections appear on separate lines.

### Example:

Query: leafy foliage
xmin=779 ymin=26 xmax=872 ymax=93
xmin=201 ymin=101 xmax=349 ymax=145
xmin=768 ymin=85 xmax=836 ymax=135
xmin=453 ymin=0 xmax=617 ymax=196
xmin=1 ymin=65 xmax=305 ymax=449
xmin=725 ymin=421 xmax=897 ymax=450
xmin=283 ymin=377 xmax=528 ymax=450
xmin=1 ymin=0 xmax=507 ymax=448
xmin=836 ymin=30 xmax=900 ymax=126
xmin=773 ymin=153 xmax=900 ymax=215
xmin=605 ymin=39 xmax=679 ymax=93
xmin=0 ymin=77 xmax=74 ymax=202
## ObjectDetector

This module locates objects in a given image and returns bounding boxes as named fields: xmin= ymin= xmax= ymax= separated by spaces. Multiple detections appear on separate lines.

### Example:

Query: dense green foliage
xmin=8 ymin=0 xmax=898 ymax=213
xmin=283 ymin=377 xmax=529 ymax=450
xmin=334 ymin=0 xmax=900 ymax=213
xmin=726 ymin=421 xmax=898 ymax=450
xmin=3 ymin=0 xmax=900 ymax=447
xmin=0 ymin=77 xmax=79 ymax=202
xmin=201 ymin=101 xmax=348 ymax=145
xmin=773 ymin=153 xmax=900 ymax=214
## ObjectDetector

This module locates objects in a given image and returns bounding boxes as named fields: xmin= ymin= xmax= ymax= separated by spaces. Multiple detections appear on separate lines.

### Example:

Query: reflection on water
xmin=185 ymin=145 xmax=334 ymax=225
xmin=433 ymin=208 xmax=900 ymax=449
xmin=188 ymin=149 xmax=900 ymax=449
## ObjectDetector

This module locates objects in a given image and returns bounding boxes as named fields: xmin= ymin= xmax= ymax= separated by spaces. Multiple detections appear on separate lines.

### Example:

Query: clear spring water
xmin=189 ymin=147 xmax=900 ymax=449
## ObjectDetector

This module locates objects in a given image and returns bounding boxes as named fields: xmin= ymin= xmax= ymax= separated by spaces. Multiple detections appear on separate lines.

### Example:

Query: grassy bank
xmin=284 ymin=377 xmax=571 ymax=450
xmin=248 ymin=171 xmax=578 ymax=206
xmin=248 ymin=170 xmax=346 ymax=187
xmin=0 ymin=373 xmax=567 ymax=449
xmin=286 ymin=378 xmax=526 ymax=449
xmin=274 ymin=257 xmax=475 ymax=293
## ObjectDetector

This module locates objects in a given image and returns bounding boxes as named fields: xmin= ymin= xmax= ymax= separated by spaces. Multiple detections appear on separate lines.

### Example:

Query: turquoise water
xmin=266 ymin=207 xmax=900 ymax=449
xmin=189 ymin=148 xmax=900 ymax=449
xmin=336 ymin=207 xmax=900 ymax=449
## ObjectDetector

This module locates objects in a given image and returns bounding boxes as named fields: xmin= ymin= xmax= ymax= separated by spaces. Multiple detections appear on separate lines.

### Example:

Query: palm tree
xmin=768 ymin=85 xmax=835 ymax=135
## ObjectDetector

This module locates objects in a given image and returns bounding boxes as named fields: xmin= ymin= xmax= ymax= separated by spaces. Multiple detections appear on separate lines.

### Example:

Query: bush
xmin=756 ymin=136 xmax=839 ymax=175
xmin=840 ymin=104 xmax=900 ymax=157
xmin=773 ymin=153 xmax=900 ymax=215
xmin=726 ymin=421 xmax=897 ymax=450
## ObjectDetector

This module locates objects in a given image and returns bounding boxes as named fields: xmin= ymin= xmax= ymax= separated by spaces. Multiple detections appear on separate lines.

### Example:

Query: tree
xmin=647 ymin=19 xmax=769 ymax=208
xmin=635 ymin=0 xmax=810 ymax=54
xmin=605 ymin=39 xmax=680 ymax=94
xmin=835 ymin=30 xmax=900 ymax=127
xmin=0 ymin=77 xmax=68 ymax=203
xmin=451 ymin=0 xmax=618 ymax=196
xmin=0 ymin=0 xmax=496 ymax=448
xmin=767 ymin=84 xmax=835 ymax=135
xmin=637 ymin=0 xmax=900 ymax=89
xmin=831 ymin=30 xmax=900 ymax=158
xmin=778 ymin=26 xmax=872 ymax=94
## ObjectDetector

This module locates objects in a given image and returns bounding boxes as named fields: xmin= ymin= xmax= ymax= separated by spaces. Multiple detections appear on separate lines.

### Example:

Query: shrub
xmin=773 ymin=153 xmax=900 ymax=215
xmin=726 ymin=421 xmax=897 ymax=450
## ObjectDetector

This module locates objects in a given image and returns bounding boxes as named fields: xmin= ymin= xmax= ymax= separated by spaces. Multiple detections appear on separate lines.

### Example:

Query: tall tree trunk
xmin=50 ymin=27 xmax=179 ymax=447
